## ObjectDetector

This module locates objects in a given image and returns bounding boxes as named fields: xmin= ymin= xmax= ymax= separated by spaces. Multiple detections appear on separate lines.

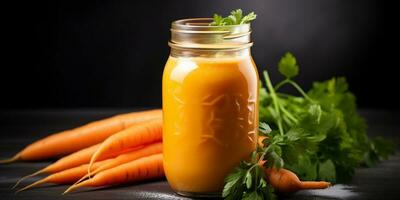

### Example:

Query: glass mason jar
xmin=162 ymin=18 xmax=259 ymax=197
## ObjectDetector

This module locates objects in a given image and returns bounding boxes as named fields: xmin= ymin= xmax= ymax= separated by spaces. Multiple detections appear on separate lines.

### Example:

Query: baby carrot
xmin=64 ymin=154 xmax=164 ymax=194
xmin=264 ymin=167 xmax=331 ymax=193
xmin=0 ymin=109 xmax=162 ymax=163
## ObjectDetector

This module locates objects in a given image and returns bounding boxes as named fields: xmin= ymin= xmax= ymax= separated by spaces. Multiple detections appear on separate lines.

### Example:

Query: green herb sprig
xmin=210 ymin=9 xmax=256 ymax=26
xmin=222 ymin=124 xmax=276 ymax=200
xmin=223 ymin=52 xmax=395 ymax=199
xmin=259 ymin=52 xmax=395 ymax=183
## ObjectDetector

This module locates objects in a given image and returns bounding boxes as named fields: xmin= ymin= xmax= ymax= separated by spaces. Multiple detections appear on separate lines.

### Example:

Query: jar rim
xmin=172 ymin=18 xmax=250 ymax=28
xmin=169 ymin=18 xmax=252 ymax=50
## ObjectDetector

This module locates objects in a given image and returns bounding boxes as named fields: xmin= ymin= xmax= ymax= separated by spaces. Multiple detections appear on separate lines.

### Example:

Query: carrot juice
xmin=162 ymin=18 xmax=259 ymax=197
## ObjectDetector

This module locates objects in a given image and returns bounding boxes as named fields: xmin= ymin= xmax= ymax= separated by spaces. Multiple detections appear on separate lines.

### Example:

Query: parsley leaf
xmin=210 ymin=9 xmax=256 ymax=26
xmin=241 ymin=12 xmax=257 ymax=24
xmin=318 ymin=159 xmax=336 ymax=182
xmin=259 ymin=122 xmax=272 ymax=135
xmin=278 ymin=52 xmax=299 ymax=79
xmin=211 ymin=14 xmax=223 ymax=26
xmin=230 ymin=9 xmax=243 ymax=24
xmin=223 ymin=161 xmax=276 ymax=200
xmin=222 ymin=166 xmax=246 ymax=200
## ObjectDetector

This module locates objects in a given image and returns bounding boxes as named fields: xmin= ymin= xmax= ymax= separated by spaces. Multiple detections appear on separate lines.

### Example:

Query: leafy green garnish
xmin=223 ymin=52 xmax=395 ymax=199
xmin=223 ymin=130 xmax=276 ymax=200
xmin=223 ymin=161 xmax=275 ymax=200
xmin=210 ymin=9 xmax=256 ymax=26
xmin=259 ymin=52 xmax=395 ymax=183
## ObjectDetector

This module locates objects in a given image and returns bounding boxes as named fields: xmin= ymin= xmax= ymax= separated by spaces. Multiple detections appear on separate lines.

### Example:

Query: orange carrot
xmin=88 ymin=119 xmax=162 ymax=175
xmin=264 ymin=167 xmax=331 ymax=193
xmin=12 ymin=143 xmax=100 ymax=189
xmin=0 ymin=109 xmax=162 ymax=163
xmin=13 ymin=143 xmax=142 ymax=189
xmin=15 ymin=160 xmax=109 ymax=193
xmin=64 ymin=154 xmax=164 ymax=194
xmin=258 ymin=144 xmax=330 ymax=194
xmin=76 ymin=142 xmax=162 ymax=185
xmin=41 ymin=144 xmax=101 ymax=173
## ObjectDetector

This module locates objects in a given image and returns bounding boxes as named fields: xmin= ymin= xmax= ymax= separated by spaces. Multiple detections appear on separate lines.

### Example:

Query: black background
xmin=1 ymin=0 xmax=397 ymax=110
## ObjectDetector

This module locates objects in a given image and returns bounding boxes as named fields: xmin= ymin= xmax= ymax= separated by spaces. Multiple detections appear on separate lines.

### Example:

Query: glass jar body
xmin=162 ymin=48 xmax=259 ymax=197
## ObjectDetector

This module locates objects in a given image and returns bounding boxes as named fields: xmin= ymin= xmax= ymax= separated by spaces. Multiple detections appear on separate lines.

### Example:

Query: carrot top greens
xmin=210 ymin=9 xmax=256 ymax=26
xmin=223 ymin=52 xmax=395 ymax=200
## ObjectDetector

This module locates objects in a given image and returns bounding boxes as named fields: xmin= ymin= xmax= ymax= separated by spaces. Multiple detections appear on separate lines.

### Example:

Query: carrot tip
xmin=63 ymin=184 xmax=78 ymax=195
xmin=300 ymin=181 xmax=332 ymax=190
xmin=64 ymin=177 xmax=92 ymax=194
xmin=73 ymin=174 xmax=88 ymax=187
xmin=327 ymin=182 xmax=332 ymax=188
xmin=12 ymin=170 xmax=44 ymax=189
xmin=0 ymin=154 xmax=20 ymax=164
xmin=15 ymin=179 xmax=45 ymax=193
xmin=15 ymin=186 xmax=28 ymax=194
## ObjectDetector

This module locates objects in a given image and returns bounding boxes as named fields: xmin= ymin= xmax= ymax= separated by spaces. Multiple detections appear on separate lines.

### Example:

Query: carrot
xmin=264 ymin=167 xmax=331 ymax=193
xmin=12 ymin=143 xmax=100 ymax=189
xmin=0 ymin=109 xmax=162 ymax=163
xmin=63 ymin=154 xmax=164 ymax=194
xmin=15 ymin=160 xmax=109 ymax=193
xmin=258 ymin=141 xmax=330 ymax=193
xmin=88 ymin=119 xmax=162 ymax=176
xmin=75 ymin=142 xmax=162 ymax=185
xmin=13 ymin=143 xmax=142 ymax=189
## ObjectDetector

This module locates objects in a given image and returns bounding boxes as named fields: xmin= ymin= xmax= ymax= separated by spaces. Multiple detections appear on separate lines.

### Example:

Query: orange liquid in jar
xmin=162 ymin=55 xmax=259 ymax=194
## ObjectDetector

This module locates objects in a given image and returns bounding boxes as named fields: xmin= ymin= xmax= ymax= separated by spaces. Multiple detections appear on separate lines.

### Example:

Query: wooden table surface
xmin=0 ymin=109 xmax=399 ymax=200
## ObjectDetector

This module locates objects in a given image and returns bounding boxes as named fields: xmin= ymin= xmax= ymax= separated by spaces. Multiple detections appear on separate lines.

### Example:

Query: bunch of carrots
xmin=0 ymin=109 xmax=330 ymax=195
